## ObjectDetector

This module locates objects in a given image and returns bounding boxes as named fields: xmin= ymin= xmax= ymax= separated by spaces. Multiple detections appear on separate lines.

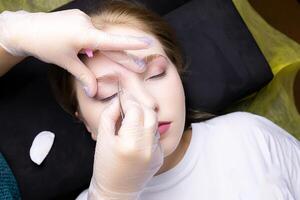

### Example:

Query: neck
xmin=155 ymin=128 xmax=192 ymax=176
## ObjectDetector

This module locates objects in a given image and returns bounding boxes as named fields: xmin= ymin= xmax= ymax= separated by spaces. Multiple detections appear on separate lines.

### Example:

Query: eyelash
xmin=99 ymin=71 xmax=166 ymax=102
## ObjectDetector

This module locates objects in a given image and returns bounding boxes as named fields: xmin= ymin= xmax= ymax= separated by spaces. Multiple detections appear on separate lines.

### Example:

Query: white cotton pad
xmin=30 ymin=131 xmax=55 ymax=165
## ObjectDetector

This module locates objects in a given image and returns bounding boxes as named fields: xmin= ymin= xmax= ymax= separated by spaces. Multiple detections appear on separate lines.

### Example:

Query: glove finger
xmin=101 ymin=50 xmax=146 ymax=73
xmin=85 ymin=28 xmax=152 ymax=51
xmin=62 ymin=55 xmax=97 ymax=98
xmin=97 ymin=97 xmax=120 ymax=141
xmin=118 ymin=91 xmax=144 ymax=138
xmin=142 ymin=105 xmax=159 ymax=145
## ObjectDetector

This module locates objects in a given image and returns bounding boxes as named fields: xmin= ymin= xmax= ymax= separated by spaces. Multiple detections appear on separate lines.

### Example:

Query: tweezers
xmin=117 ymin=79 xmax=125 ymax=120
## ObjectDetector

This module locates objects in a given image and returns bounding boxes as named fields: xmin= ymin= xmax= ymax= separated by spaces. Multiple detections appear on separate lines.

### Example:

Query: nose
xmin=127 ymin=84 xmax=159 ymax=113
xmin=138 ymin=91 xmax=159 ymax=112
xmin=144 ymin=97 xmax=159 ymax=113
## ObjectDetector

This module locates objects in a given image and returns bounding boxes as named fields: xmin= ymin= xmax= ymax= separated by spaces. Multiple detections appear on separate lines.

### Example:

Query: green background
xmin=0 ymin=0 xmax=72 ymax=12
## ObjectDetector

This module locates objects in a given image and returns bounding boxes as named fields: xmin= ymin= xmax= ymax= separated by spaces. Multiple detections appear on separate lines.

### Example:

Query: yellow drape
xmin=0 ymin=0 xmax=72 ymax=12
xmin=227 ymin=0 xmax=300 ymax=140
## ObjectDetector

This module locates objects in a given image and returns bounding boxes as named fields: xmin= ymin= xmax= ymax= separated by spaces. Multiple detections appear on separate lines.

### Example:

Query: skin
xmin=74 ymin=25 xmax=192 ymax=176
xmin=0 ymin=45 xmax=25 ymax=77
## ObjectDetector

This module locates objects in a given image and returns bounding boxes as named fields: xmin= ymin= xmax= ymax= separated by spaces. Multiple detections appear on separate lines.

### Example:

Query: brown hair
xmin=48 ymin=0 xmax=216 ymax=132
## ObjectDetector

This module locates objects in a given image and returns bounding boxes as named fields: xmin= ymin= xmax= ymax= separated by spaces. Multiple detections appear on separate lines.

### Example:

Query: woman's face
xmin=74 ymin=25 xmax=186 ymax=157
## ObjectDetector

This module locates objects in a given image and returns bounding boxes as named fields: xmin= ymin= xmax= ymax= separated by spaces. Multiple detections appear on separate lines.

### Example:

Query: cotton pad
xmin=30 ymin=131 xmax=55 ymax=165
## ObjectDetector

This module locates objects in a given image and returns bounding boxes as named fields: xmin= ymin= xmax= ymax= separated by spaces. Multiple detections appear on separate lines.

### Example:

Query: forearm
xmin=0 ymin=45 xmax=25 ymax=77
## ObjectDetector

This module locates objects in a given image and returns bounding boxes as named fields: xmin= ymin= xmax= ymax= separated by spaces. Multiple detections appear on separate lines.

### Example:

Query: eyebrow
xmin=143 ymin=53 xmax=166 ymax=65
xmin=95 ymin=53 xmax=167 ymax=81
xmin=96 ymin=74 xmax=119 ymax=83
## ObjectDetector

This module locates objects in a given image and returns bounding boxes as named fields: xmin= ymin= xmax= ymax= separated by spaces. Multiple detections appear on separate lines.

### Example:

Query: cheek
xmin=172 ymin=71 xmax=185 ymax=101
xmin=76 ymin=84 xmax=104 ymax=133
xmin=83 ymin=105 xmax=102 ymax=132
xmin=162 ymin=68 xmax=185 ymax=106
xmin=159 ymin=71 xmax=186 ymax=157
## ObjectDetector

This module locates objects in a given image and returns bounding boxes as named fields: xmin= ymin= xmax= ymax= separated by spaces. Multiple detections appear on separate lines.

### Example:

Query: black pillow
xmin=164 ymin=0 xmax=273 ymax=113
xmin=0 ymin=59 xmax=96 ymax=200
xmin=0 ymin=0 xmax=273 ymax=199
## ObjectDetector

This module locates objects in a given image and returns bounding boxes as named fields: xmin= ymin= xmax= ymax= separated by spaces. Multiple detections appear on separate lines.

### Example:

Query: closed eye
xmin=148 ymin=71 xmax=166 ymax=80
xmin=99 ymin=71 xmax=166 ymax=102
xmin=98 ymin=93 xmax=118 ymax=102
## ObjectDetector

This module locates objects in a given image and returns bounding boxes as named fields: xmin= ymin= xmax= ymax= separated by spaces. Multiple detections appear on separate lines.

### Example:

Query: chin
xmin=160 ymin=131 xmax=183 ymax=157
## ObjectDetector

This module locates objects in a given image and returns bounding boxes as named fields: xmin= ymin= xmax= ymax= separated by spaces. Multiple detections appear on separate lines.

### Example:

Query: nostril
xmin=144 ymin=102 xmax=158 ymax=112
xmin=154 ymin=105 xmax=159 ymax=112
xmin=149 ymin=101 xmax=159 ymax=112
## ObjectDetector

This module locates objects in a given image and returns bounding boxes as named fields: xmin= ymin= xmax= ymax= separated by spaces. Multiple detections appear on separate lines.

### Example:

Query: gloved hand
xmin=0 ymin=9 xmax=151 ymax=97
xmin=88 ymin=91 xmax=164 ymax=200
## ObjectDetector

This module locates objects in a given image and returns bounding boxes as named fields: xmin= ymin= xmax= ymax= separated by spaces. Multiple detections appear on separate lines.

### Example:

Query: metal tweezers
xmin=117 ymin=79 xmax=125 ymax=120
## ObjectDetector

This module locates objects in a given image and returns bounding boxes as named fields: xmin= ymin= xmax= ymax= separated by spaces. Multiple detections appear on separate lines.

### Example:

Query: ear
xmin=75 ymin=111 xmax=97 ymax=141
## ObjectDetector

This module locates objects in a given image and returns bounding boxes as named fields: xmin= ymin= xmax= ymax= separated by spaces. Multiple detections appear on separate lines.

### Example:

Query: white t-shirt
xmin=77 ymin=112 xmax=300 ymax=200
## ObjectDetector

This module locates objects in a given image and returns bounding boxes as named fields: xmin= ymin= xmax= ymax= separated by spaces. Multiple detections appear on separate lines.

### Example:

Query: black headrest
xmin=164 ymin=0 xmax=272 ymax=112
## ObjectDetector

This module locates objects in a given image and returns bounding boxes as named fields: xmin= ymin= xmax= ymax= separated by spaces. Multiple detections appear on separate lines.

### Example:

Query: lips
xmin=158 ymin=121 xmax=171 ymax=135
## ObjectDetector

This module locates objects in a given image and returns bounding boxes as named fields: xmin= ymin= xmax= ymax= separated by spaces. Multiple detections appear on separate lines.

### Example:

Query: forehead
xmin=83 ymin=25 xmax=168 ymax=75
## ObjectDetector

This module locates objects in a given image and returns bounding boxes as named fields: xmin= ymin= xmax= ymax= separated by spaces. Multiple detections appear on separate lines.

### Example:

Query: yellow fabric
xmin=0 ymin=0 xmax=72 ymax=13
xmin=226 ymin=62 xmax=300 ymax=140
xmin=227 ymin=0 xmax=300 ymax=140
xmin=232 ymin=0 xmax=300 ymax=75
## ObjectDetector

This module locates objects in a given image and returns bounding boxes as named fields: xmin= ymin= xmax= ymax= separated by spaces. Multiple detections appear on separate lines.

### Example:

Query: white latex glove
xmin=0 ymin=9 xmax=151 ymax=97
xmin=88 ymin=91 xmax=164 ymax=200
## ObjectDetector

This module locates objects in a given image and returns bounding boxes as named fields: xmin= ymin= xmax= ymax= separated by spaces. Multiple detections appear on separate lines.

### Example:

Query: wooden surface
xmin=249 ymin=0 xmax=300 ymax=44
